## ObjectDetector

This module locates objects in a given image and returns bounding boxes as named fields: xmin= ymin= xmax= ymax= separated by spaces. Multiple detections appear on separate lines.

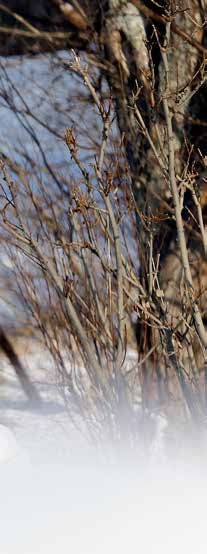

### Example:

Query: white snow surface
xmin=0 ymin=343 xmax=90 ymax=465
xmin=0 ymin=344 xmax=207 ymax=554
xmin=0 ymin=424 xmax=20 ymax=463
xmin=1 ymin=344 xmax=146 ymax=464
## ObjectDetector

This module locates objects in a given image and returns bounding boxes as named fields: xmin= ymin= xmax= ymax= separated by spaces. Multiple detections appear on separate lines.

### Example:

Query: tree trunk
xmin=102 ymin=0 xmax=207 ymax=418
xmin=0 ymin=327 xmax=41 ymax=404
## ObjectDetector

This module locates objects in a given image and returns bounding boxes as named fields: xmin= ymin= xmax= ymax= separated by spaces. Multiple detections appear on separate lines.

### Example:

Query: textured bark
xmin=100 ymin=1 xmax=207 ymax=413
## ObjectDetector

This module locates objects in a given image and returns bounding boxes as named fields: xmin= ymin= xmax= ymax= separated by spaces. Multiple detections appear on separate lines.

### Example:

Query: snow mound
xmin=0 ymin=424 xmax=20 ymax=463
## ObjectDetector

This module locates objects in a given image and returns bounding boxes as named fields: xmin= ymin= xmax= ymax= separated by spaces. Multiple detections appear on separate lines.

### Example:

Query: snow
xmin=0 ymin=343 xmax=87 ymax=465
xmin=0 ymin=343 xmax=142 ymax=462
xmin=0 ymin=343 xmax=207 ymax=554
xmin=149 ymin=412 xmax=169 ymax=466
xmin=0 ymin=424 xmax=20 ymax=463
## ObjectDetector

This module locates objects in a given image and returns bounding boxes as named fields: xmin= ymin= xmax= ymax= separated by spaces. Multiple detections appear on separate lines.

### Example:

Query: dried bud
xmin=65 ymin=128 xmax=77 ymax=154
xmin=59 ymin=2 xmax=88 ymax=30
